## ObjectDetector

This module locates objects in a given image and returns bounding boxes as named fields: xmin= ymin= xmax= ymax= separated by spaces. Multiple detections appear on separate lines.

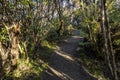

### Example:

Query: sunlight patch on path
xmin=43 ymin=30 xmax=98 ymax=80
xmin=63 ymin=36 xmax=83 ymax=43
xmin=55 ymin=50 xmax=75 ymax=61
xmin=71 ymin=36 xmax=83 ymax=39
xmin=47 ymin=65 xmax=74 ymax=80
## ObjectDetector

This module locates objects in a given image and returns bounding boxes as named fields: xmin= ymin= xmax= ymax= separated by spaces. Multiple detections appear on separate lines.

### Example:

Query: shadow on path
xmin=42 ymin=30 xmax=98 ymax=80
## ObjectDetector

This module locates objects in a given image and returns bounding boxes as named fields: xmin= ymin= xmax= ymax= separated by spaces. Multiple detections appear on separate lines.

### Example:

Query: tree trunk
xmin=101 ymin=0 xmax=118 ymax=80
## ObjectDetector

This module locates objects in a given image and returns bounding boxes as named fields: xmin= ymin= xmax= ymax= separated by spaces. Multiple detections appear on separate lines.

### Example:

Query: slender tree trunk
xmin=103 ymin=0 xmax=118 ymax=80
xmin=101 ymin=0 xmax=118 ymax=80
xmin=54 ymin=0 xmax=64 ymax=36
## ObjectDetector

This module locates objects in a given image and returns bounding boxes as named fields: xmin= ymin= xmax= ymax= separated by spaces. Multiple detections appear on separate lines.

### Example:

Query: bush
xmin=46 ymin=30 xmax=59 ymax=43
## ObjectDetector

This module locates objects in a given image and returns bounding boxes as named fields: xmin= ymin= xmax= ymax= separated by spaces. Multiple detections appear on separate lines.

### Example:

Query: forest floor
xmin=42 ymin=30 xmax=98 ymax=80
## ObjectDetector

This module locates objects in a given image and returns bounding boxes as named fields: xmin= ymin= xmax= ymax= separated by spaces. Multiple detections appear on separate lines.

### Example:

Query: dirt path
xmin=42 ymin=30 xmax=97 ymax=80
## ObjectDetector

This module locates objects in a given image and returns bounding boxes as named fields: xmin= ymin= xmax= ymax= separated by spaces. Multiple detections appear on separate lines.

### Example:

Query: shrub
xmin=46 ymin=30 xmax=59 ymax=43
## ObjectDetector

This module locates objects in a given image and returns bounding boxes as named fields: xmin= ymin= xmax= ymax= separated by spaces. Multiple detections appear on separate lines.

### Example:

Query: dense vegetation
xmin=0 ymin=0 xmax=120 ymax=80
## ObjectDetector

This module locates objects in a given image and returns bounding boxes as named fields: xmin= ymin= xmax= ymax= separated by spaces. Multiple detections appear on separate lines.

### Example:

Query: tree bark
xmin=101 ymin=0 xmax=118 ymax=80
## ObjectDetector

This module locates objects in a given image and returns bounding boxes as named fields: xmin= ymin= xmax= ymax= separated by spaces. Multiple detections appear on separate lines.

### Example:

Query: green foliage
xmin=1 ymin=40 xmax=54 ymax=80
xmin=0 ymin=0 xmax=56 ymax=79
xmin=80 ymin=30 xmax=89 ymax=39
xmin=0 ymin=28 xmax=9 ymax=42
xmin=78 ymin=41 xmax=100 ymax=59
xmin=46 ymin=29 xmax=59 ymax=42
xmin=77 ymin=51 xmax=108 ymax=80
xmin=77 ymin=1 xmax=120 ymax=79
xmin=109 ymin=4 xmax=120 ymax=67
xmin=1 ymin=59 xmax=45 ymax=80
xmin=1 ymin=0 xmax=120 ymax=79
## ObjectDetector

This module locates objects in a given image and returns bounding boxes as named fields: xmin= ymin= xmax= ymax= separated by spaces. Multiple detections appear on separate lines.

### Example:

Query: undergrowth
xmin=77 ymin=42 xmax=110 ymax=80
xmin=1 ymin=40 xmax=55 ymax=80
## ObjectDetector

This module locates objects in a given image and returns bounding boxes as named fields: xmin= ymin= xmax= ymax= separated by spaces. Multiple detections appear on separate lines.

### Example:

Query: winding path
xmin=42 ymin=30 xmax=97 ymax=80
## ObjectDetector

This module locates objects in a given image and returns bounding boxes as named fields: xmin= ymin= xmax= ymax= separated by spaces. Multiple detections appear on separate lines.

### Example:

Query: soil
xmin=42 ymin=30 xmax=98 ymax=80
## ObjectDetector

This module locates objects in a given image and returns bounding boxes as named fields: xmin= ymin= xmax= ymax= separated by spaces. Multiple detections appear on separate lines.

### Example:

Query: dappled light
xmin=55 ymin=50 xmax=75 ymax=61
xmin=47 ymin=65 xmax=74 ymax=80
xmin=0 ymin=0 xmax=120 ymax=80
xmin=43 ymin=30 xmax=97 ymax=80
